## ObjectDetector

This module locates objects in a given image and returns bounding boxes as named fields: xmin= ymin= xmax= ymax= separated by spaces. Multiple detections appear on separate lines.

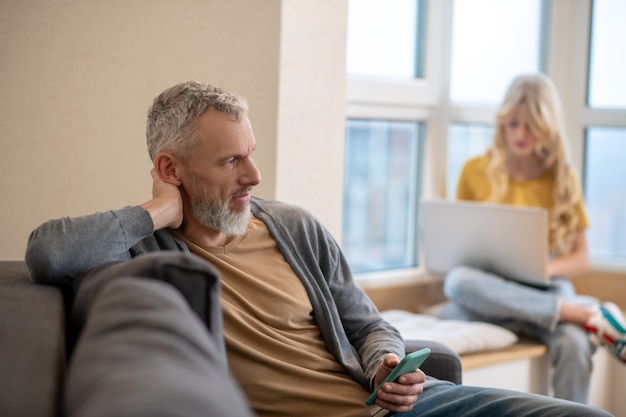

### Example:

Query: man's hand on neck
xmin=141 ymin=168 xmax=184 ymax=231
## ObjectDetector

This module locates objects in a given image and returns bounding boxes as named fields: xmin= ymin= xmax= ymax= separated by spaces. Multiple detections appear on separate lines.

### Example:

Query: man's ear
xmin=154 ymin=152 xmax=183 ymax=186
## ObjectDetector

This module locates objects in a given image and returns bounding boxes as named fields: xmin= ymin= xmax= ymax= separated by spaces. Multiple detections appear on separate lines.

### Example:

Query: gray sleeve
xmin=323 ymin=235 xmax=405 ymax=387
xmin=25 ymin=206 xmax=155 ymax=285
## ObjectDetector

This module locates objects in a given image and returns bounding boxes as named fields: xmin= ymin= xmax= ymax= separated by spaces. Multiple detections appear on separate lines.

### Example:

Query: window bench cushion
xmin=381 ymin=309 xmax=518 ymax=355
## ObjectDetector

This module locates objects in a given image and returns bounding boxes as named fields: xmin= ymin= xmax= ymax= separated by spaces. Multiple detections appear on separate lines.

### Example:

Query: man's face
xmin=181 ymin=109 xmax=261 ymax=236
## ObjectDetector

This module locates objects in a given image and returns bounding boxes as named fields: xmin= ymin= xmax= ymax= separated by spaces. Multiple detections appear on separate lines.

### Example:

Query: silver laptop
xmin=420 ymin=199 xmax=550 ymax=286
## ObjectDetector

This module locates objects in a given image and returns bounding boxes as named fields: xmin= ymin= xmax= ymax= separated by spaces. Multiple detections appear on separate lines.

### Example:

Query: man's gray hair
xmin=146 ymin=81 xmax=248 ymax=162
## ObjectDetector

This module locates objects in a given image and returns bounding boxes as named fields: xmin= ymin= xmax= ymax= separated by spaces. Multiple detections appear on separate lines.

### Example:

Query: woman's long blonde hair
xmin=485 ymin=73 xmax=580 ymax=256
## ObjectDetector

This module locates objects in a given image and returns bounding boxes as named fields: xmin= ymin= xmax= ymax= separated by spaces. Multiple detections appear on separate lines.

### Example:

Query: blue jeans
xmin=438 ymin=266 xmax=597 ymax=404
xmin=395 ymin=384 xmax=613 ymax=417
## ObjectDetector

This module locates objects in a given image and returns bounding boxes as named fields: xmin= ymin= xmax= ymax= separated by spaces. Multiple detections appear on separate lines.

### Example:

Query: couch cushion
xmin=67 ymin=256 xmax=254 ymax=417
xmin=0 ymin=274 xmax=66 ymax=417
xmin=0 ymin=260 xmax=32 ymax=283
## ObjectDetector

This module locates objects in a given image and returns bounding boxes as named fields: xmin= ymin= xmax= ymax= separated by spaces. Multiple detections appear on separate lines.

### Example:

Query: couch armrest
xmin=0 ymin=261 xmax=66 ymax=417
xmin=404 ymin=339 xmax=462 ymax=385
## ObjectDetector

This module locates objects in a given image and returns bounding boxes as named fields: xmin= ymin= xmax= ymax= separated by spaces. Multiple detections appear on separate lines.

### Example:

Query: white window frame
xmin=549 ymin=0 xmax=626 ymax=271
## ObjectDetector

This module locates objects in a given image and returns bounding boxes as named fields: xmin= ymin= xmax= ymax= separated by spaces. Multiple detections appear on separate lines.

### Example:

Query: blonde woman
xmin=439 ymin=73 xmax=625 ymax=404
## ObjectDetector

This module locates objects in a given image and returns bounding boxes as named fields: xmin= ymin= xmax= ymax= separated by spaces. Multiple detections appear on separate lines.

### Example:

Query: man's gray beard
xmin=189 ymin=180 xmax=251 ymax=236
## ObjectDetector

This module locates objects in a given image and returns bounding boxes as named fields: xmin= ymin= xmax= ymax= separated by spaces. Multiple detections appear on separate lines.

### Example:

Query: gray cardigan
xmin=26 ymin=197 xmax=407 ymax=389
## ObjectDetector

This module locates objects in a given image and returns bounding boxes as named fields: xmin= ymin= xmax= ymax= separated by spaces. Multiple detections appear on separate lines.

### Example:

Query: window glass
xmin=343 ymin=119 xmax=422 ymax=273
xmin=449 ymin=0 xmax=543 ymax=104
xmin=447 ymin=124 xmax=494 ymax=198
xmin=584 ymin=127 xmax=626 ymax=261
xmin=346 ymin=0 xmax=423 ymax=79
xmin=588 ymin=0 xmax=626 ymax=109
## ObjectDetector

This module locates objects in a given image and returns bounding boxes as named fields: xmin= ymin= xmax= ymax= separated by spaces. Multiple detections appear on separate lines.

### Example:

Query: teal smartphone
xmin=365 ymin=347 xmax=431 ymax=406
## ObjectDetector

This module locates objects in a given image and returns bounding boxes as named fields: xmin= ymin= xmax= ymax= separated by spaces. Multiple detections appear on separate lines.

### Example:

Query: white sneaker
xmin=584 ymin=302 xmax=626 ymax=363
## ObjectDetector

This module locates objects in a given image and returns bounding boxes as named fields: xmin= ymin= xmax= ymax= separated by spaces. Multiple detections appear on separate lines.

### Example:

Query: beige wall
xmin=0 ymin=0 xmax=347 ymax=260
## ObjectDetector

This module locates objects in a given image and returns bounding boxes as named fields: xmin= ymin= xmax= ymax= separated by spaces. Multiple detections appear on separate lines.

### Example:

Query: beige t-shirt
xmin=174 ymin=217 xmax=372 ymax=417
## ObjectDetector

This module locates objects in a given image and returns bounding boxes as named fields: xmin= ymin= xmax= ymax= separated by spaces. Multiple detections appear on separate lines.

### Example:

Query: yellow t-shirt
xmin=456 ymin=154 xmax=589 ymax=244
xmin=173 ymin=217 xmax=372 ymax=417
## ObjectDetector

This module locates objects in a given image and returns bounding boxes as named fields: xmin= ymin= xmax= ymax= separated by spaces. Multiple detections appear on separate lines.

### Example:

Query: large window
xmin=345 ymin=0 xmax=626 ymax=277
xmin=446 ymin=124 xmax=494 ymax=198
xmin=346 ymin=0 xmax=425 ymax=79
xmin=587 ymin=0 xmax=626 ymax=108
xmin=450 ymin=0 xmax=544 ymax=104
xmin=583 ymin=0 xmax=626 ymax=265
xmin=343 ymin=120 xmax=422 ymax=273
xmin=584 ymin=129 xmax=626 ymax=261
xmin=344 ymin=0 xmax=428 ymax=275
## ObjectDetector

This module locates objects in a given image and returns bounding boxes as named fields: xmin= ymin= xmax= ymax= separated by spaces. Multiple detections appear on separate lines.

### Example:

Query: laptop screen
xmin=420 ymin=199 xmax=549 ymax=285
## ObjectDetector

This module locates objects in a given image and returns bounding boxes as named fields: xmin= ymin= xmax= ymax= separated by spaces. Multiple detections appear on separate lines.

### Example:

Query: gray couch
xmin=0 ymin=259 xmax=462 ymax=417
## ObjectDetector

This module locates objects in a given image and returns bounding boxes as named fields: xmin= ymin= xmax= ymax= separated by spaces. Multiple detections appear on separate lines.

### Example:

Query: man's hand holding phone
xmin=367 ymin=348 xmax=430 ymax=412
